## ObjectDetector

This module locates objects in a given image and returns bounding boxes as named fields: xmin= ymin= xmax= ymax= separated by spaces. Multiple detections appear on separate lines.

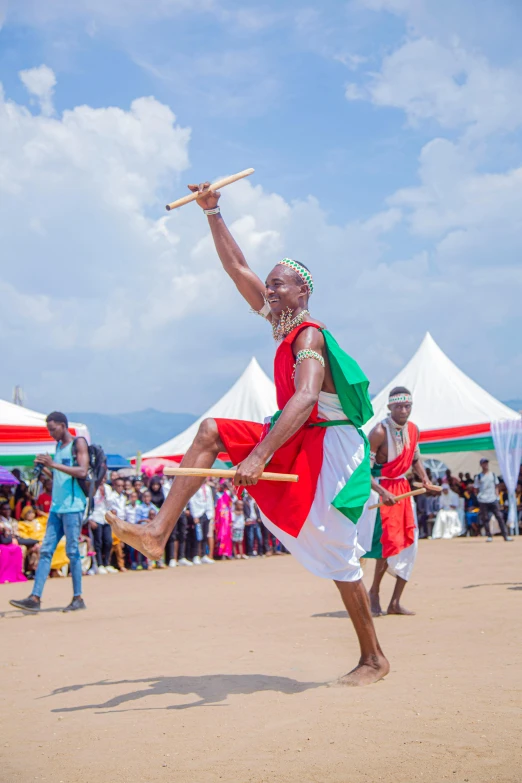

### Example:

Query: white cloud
xmin=1 ymin=63 xmax=521 ymax=416
xmin=350 ymin=37 xmax=522 ymax=138
xmin=389 ymin=138 xmax=522 ymax=246
xmin=19 ymin=65 xmax=56 ymax=116
xmin=0 ymin=66 xmax=404 ymax=412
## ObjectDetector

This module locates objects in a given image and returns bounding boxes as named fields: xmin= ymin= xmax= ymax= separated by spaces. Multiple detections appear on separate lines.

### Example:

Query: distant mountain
xmin=503 ymin=399 xmax=522 ymax=412
xmin=67 ymin=408 xmax=198 ymax=457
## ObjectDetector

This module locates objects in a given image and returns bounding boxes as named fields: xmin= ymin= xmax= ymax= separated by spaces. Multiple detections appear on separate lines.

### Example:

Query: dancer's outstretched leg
xmin=333 ymin=579 xmax=390 ymax=686
xmin=368 ymin=558 xmax=388 ymax=616
xmin=106 ymin=419 xmax=224 ymax=559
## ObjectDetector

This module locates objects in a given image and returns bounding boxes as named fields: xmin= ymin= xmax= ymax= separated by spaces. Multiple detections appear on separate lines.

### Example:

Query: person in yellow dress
xmin=18 ymin=506 xmax=69 ymax=575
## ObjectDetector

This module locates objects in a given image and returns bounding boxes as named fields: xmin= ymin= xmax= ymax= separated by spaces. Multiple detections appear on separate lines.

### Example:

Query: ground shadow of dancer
xmin=44 ymin=673 xmax=323 ymax=713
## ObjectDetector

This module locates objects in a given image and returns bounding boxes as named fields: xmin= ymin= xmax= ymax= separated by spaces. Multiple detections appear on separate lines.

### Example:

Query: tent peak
xmin=365 ymin=331 xmax=519 ymax=431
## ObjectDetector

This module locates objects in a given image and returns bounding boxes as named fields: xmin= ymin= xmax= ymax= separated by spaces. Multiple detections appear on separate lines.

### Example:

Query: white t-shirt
xmin=90 ymin=484 xmax=112 ymax=525
xmin=474 ymin=471 xmax=498 ymax=503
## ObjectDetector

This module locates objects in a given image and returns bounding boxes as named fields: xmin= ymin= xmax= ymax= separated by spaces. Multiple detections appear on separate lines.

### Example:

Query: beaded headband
xmin=389 ymin=393 xmax=412 ymax=405
xmin=278 ymin=258 xmax=314 ymax=295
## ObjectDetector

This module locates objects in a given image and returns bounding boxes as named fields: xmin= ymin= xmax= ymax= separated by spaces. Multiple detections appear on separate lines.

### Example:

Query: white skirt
xmin=358 ymin=492 xmax=418 ymax=583
xmin=260 ymin=393 xmax=366 ymax=582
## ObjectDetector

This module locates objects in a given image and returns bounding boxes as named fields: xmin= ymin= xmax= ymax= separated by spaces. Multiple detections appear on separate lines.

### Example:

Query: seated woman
xmin=0 ymin=502 xmax=27 ymax=584
xmin=13 ymin=482 xmax=35 ymax=520
xmin=17 ymin=506 xmax=45 ymax=577
xmin=17 ymin=506 xmax=69 ymax=577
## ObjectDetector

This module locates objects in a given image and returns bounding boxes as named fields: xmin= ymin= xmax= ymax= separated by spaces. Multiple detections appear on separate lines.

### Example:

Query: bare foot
xmin=387 ymin=602 xmax=416 ymax=616
xmin=332 ymin=654 xmax=390 ymax=687
xmin=105 ymin=512 xmax=163 ymax=560
xmin=369 ymin=590 xmax=385 ymax=617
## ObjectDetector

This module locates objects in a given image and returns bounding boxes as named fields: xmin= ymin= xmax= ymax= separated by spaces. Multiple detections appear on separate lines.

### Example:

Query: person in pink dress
xmin=214 ymin=482 xmax=233 ymax=559
xmin=0 ymin=502 xmax=27 ymax=584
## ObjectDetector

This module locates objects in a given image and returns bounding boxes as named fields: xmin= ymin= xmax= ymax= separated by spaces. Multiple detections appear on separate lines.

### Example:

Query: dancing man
xmin=363 ymin=388 xmax=430 ymax=616
xmin=106 ymin=180 xmax=389 ymax=685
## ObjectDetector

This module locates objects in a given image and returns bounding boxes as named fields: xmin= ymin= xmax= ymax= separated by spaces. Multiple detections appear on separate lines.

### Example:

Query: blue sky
xmin=1 ymin=0 xmax=521 ymax=414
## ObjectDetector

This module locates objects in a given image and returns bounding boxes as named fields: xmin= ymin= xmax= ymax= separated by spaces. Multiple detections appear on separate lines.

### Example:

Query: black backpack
xmin=72 ymin=437 xmax=107 ymax=515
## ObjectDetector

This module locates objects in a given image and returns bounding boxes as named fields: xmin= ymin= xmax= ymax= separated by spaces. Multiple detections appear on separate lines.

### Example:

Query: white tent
xmin=0 ymin=398 xmax=90 ymax=467
xmin=141 ymin=357 xmax=277 ymax=465
xmin=365 ymin=332 xmax=520 ymax=474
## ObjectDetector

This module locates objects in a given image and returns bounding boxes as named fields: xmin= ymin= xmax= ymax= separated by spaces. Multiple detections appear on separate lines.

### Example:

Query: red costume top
xmin=367 ymin=421 xmax=419 ymax=558
xmin=215 ymin=322 xmax=374 ymax=538
xmin=215 ymin=323 xmax=327 ymax=537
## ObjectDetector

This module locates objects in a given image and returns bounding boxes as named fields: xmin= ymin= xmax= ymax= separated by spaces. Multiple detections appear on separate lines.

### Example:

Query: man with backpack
xmin=10 ymin=412 xmax=91 ymax=613
xmin=474 ymin=458 xmax=513 ymax=543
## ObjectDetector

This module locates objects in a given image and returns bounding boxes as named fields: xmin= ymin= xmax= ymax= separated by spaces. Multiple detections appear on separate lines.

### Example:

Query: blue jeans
xmin=33 ymin=511 xmax=84 ymax=598
xmin=245 ymin=523 xmax=263 ymax=555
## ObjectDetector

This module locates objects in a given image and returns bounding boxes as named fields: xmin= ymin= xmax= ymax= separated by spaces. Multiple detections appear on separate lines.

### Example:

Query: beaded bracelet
xmin=292 ymin=349 xmax=325 ymax=378
xmin=204 ymin=207 xmax=221 ymax=216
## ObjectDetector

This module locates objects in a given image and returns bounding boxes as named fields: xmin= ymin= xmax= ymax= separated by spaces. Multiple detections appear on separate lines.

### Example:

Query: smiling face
xmin=265 ymin=264 xmax=309 ymax=318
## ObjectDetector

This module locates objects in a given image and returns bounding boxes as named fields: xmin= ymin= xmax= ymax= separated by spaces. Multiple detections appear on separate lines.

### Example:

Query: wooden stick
xmin=163 ymin=466 xmax=298 ymax=483
xmin=368 ymin=488 xmax=426 ymax=510
xmin=413 ymin=481 xmax=442 ymax=493
xmin=165 ymin=168 xmax=255 ymax=211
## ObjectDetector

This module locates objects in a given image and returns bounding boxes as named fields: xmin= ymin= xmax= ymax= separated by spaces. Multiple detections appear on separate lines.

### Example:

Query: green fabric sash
xmin=363 ymin=463 xmax=384 ymax=557
xmin=268 ymin=329 xmax=373 ymax=525
xmin=321 ymin=329 xmax=373 ymax=525
xmin=310 ymin=419 xmax=353 ymax=428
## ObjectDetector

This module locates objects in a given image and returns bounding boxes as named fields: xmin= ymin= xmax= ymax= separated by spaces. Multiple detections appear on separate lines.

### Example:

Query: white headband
xmin=389 ymin=393 xmax=412 ymax=404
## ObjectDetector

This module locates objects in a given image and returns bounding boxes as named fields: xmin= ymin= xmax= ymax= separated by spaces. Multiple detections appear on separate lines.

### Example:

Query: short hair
xmin=46 ymin=411 xmax=68 ymax=427
xmin=389 ymin=386 xmax=411 ymax=397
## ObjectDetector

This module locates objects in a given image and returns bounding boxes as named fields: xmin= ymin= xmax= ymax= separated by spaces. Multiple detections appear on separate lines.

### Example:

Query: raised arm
xmin=232 ymin=327 xmax=325 ymax=485
xmin=188 ymin=181 xmax=267 ymax=314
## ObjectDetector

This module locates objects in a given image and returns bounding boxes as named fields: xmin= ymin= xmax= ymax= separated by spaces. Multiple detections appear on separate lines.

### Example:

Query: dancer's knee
xmin=196 ymin=418 xmax=220 ymax=449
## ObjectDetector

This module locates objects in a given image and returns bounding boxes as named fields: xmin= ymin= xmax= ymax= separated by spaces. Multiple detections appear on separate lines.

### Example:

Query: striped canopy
xmin=0 ymin=399 xmax=90 ymax=467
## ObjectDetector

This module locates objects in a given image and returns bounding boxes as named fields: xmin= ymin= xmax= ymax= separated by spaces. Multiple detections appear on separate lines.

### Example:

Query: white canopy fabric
xmin=142 ymin=358 xmax=277 ymax=461
xmin=366 ymin=332 xmax=519 ymax=432
xmin=364 ymin=333 xmax=520 ymax=474
xmin=0 ymin=398 xmax=89 ymax=435
xmin=491 ymin=419 xmax=522 ymax=533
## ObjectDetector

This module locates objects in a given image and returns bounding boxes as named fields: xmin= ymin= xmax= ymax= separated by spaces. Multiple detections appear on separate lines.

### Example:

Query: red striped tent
xmin=0 ymin=399 xmax=90 ymax=468
xmin=365 ymin=333 xmax=521 ymax=474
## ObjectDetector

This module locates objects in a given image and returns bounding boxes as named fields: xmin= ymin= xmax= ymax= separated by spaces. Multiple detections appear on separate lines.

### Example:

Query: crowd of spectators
xmin=0 ymin=470 xmax=288 ymax=583
xmin=1 ymin=457 xmax=521 ymax=584
xmin=414 ymin=461 xmax=522 ymax=540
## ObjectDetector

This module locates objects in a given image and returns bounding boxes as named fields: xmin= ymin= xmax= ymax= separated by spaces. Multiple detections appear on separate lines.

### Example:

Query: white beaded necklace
xmin=384 ymin=416 xmax=410 ymax=457
xmin=272 ymin=308 xmax=310 ymax=342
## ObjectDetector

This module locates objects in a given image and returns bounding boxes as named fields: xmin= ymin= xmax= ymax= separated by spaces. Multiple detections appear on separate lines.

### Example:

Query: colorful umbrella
xmin=0 ymin=466 xmax=20 ymax=485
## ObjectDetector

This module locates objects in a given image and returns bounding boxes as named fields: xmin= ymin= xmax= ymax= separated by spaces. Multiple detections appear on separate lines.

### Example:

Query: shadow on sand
xmin=462 ymin=582 xmax=522 ymax=590
xmin=43 ymin=673 xmax=324 ymax=714
xmin=1 ymin=606 xmax=66 ymax=619
xmin=311 ymin=610 xmax=349 ymax=619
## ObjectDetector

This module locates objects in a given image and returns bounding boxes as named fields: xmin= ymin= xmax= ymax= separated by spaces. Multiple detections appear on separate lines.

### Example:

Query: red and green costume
xmin=364 ymin=421 xmax=418 ymax=559
xmin=214 ymin=323 xmax=374 ymax=582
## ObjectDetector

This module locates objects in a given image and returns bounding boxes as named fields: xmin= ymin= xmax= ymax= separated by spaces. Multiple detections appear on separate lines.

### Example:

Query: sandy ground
xmin=1 ymin=537 xmax=521 ymax=783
